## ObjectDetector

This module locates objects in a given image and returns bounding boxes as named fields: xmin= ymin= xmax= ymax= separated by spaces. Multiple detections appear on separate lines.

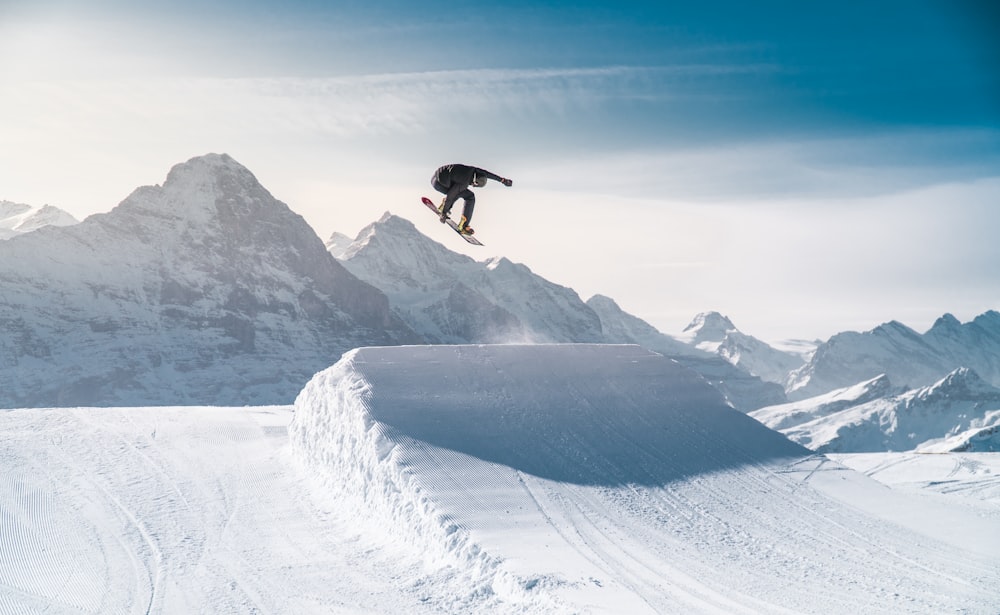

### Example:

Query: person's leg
xmin=443 ymin=183 xmax=469 ymax=217
xmin=431 ymin=169 xmax=452 ymax=214
xmin=459 ymin=189 xmax=476 ymax=224
xmin=431 ymin=179 xmax=449 ymax=216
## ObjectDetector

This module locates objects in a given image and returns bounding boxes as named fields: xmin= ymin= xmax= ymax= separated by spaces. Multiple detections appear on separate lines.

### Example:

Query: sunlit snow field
xmin=2 ymin=345 xmax=998 ymax=614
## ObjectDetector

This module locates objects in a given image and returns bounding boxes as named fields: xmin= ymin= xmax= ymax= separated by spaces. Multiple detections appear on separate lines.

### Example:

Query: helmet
xmin=471 ymin=173 xmax=487 ymax=188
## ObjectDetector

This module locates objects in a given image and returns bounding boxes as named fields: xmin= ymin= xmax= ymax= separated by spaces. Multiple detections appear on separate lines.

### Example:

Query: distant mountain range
xmin=752 ymin=368 xmax=1000 ymax=452
xmin=2 ymin=153 xmax=997 ymax=454
xmin=680 ymin=304 xmax=1000 ymax=452
xmin=787 ymin=313 xmax=1000 ymax=400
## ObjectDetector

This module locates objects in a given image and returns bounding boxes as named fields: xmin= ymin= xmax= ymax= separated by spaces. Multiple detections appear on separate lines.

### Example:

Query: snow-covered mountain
xmin=588 ymin=295 xmax=701 ymax=358
xmin=338 ymin=213 xmax=605 ymax=344
xmin=586 ymin=296 xmax=786 ymax=410
xmin=752 ymin=367 xmax=1000 ymax=453
xmin=332 ymin=214 xmax=785 ymax=410
xmin=676 ymin=311 xmax=739 ymax=350
xmin=0 ymin=201 xmax=78 ymax=239
xmin=675 ymin=311 xmax=807 ymax=385
xmin=787 ymin=312 xmax=1000 ymax=400
xmin=324 ymin=230 xmax=355 ymax=258
xmin=751 ymin=373 xmax=899 ymax=431
xmin=0 ymin=154 xmax=417 ymax=407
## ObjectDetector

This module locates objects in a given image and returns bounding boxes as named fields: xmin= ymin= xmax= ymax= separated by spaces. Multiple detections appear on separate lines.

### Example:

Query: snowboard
xmin=421 ymin=197 xmax=484 ymax=246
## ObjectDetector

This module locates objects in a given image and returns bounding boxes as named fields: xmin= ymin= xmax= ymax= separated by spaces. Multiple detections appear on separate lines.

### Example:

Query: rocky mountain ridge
xmin=752 ymin=367 xmax=1000 ymax=452
xmin=0 ymin=154 xmax=416 ymax=407
xmin=787 ymin=312 xmax=1000 ymax=400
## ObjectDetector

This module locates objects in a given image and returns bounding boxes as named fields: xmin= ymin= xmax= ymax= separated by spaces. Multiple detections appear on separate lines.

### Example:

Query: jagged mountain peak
xmin=353 ymin=211 xmax=412 ymax=238
xmin=930 ymin=313 xmax=962 ymax=331
xmin=74 ymin=152 xmax=342 ymax=285
xmin=352 ymin=212 xmax=450 ymax=246
xmin=484 ymin=256 xmax=531 ymax=276
xmin=587 ymin=294 xmax=620 ymax=311
xmin=377 ymin=210 xmax=407 ymax=226
xmin=325 ymin=231 xmax=355 ymax=259
xmin=683 ymin=311 xmax=736 ymax=337
xmin=972 ymin=310 xmax=1000 ymax=331
xmin=160 ymin=153 xmax=265 ymax=203
xmin=917 ymin=367 xmax=1000 ymax=402
xmin=336 ymin=211 xmax=476 ymax=272
xmin=109 ymin=153 xmax=280 ymax=228
xmin=166 ymin=152 xmax=247 ymax=178
xmin=873 ymin=319 xmax=923 ymax=341
xmin=0 ymin=201 xmax=78 ymax=239
xmin=18 ymin=205 xmax=77 ymax=231
xmin=673 ymin=310 xmax=806 ymax=388
xmin=678 ymin=311 xmax=739 ymax=350
xmin=0 ymin=200 xmax=31 ymax=218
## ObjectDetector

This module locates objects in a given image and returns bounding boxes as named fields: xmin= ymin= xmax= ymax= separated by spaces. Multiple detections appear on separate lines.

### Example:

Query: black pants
xmin=431 ymin=170 xmax=476 ymax=224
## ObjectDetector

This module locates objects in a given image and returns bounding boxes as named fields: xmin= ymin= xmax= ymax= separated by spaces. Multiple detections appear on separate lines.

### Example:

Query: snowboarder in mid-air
xmin=431 ymin=163 xmax=512 ymax=236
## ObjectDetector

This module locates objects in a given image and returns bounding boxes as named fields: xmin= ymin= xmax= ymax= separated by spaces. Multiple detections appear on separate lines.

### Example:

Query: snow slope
xmin=291 ymin=344 xmax=1000 ymax=614
xmin=0 ymin=405 xmax=452 ymax=614
xmin=833 ymin=453 xmax=1000 ymax=504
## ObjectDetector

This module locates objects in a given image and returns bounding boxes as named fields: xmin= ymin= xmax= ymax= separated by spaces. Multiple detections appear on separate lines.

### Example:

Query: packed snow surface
xmin=291 ymin=344 xmax=1000 ymax=614
xmin=2 ymin=344 xmax=997 ymax=613
xmin=0 ymin=405 xmax=460 ymax=614
xmin=832 ymin=452 xmax=1000 ymax=504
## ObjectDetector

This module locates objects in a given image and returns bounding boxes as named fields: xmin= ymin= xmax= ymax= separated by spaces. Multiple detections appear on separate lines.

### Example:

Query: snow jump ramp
xmin=291 ymin=344 xmax=999 ymax=614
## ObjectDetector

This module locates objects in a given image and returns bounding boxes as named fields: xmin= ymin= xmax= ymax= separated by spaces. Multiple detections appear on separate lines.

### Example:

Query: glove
xmin=501 ymin=178 xmax=513 ymax=187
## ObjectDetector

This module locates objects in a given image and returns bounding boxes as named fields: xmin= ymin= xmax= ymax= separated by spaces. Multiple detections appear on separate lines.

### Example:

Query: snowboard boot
xmin=457 ymin=216 xmax=475 ymax=235
xmin=437 ymin=199 xmax=449 ymax=222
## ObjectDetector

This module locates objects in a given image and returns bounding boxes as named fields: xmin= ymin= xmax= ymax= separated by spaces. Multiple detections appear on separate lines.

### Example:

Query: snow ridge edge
xmin=288 ymin=350 xmax=562 ymax=612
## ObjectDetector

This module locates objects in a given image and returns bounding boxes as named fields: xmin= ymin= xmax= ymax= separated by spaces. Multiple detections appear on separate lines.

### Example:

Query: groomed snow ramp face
xmin=343 ymin=344 xmax=805 ymax=485
xmin=291 ymin=344 xmax=1000 ymax=614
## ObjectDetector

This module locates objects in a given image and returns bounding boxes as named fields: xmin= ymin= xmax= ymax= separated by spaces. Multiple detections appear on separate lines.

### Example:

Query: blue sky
xmin=2 ymin=0 xmax=998 ymax=342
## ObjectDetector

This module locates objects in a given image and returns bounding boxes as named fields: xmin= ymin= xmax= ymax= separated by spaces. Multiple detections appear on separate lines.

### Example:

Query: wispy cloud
xmin=1 ymin=64 xmax=779 ymax=144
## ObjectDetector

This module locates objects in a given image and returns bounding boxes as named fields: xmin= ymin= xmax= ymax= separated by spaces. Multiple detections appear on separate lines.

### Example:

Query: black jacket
xmin=433 ymin=164 xmax=504 ymax=189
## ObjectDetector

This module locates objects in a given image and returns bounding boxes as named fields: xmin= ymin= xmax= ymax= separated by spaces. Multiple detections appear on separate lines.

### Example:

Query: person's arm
xmin=477 ymin=168 xmax=513 ymax=187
